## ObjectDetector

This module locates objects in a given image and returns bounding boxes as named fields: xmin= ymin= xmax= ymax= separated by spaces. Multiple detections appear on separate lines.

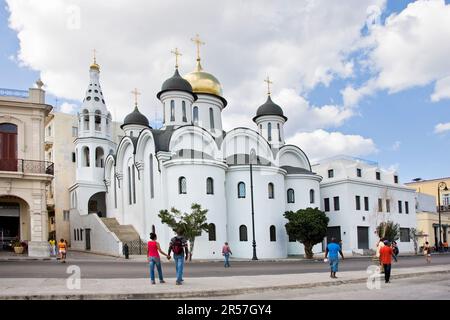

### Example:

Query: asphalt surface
xmin=1 ymin=253 xmax=449 ymax=279
xmin=199 ymin=272 xmax=450 ymax=300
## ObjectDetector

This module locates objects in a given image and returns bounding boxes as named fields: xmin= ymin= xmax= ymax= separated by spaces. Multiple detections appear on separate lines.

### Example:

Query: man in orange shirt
xmin=379 ymin=240 xmax=393 ymax=283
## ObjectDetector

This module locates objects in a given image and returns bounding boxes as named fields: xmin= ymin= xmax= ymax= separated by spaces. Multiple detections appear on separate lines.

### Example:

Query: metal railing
xmin=438 ymin=205 xmax=450 ymax=212
xmin=123 ymin=238 xmax=147 ymax=255
xmin=0 ymin=159 xmax=54 ymax=175
xmin=0 ymin=88 xmax=29 ymax=98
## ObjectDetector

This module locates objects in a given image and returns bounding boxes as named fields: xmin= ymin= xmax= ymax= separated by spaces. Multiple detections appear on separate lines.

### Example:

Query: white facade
xmin=68 ymin=57 xmax=417 ymax=258
xmin=313 ymin=157 xmax=417 ymax=254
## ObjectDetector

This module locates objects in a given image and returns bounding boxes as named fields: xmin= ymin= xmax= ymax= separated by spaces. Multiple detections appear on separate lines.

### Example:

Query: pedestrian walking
xmin=58 ymin=238 xmax=67 ymax=263
xmin=376 ymin=238 xmax=385 ymax=273
xmin=48 ymin=238 xmax=56 ymax=256
xmin=392 ymin=241 xmax=399 ymax=262
xmin=324 ymin=237 xmax=344 ymax=278
xmin=147 ymin=232 xmax=170 ymax=284
xmin=379 ymin=240 xmax=393 ymax=283
xmin=222 ymin=242 xmax=232 ymax=267
xmin=424 ymin=241 xmax=432 ymax=263
xmin=168 ymin=228 xmax=189 ymax=285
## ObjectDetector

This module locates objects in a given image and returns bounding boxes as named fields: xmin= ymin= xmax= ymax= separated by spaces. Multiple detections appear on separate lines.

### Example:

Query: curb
xmin=1 ymin=269 xmax=448 ymax=300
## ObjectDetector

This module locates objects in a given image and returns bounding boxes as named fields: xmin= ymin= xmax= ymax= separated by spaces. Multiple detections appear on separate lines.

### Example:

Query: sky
xmin=0 ymin=0 xmax=449 ymax=183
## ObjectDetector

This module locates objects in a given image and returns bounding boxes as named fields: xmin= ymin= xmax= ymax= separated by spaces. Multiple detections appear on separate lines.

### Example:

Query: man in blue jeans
xmin=168 ymin=228 xmax=189 ymax=285
xmin=324 ymin=237 xmax=344 ymax=278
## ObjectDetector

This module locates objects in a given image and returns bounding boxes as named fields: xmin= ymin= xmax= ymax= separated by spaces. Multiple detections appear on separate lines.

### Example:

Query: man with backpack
xmin=168 ymin=228 xmax=189 ymax=285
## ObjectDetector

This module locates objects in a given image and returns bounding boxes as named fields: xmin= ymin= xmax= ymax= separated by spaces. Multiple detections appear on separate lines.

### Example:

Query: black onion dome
xmin=253 ymin=95 xmax=287 ymax=122
xmin=157 ymin=68 xmax=196 ymax=100
xmin=121 ymin=106 xmax=150 ymax=129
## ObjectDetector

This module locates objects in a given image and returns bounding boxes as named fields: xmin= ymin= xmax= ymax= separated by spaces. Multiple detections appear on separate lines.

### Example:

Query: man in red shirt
xmin=379 ymin=240 xmax=393 ymax=283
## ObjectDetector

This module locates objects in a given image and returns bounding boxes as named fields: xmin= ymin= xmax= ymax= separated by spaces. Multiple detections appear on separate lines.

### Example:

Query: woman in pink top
xmin=222 ymin=242 xmax=232 ymax=268
xmin=148 ymin=232 xmax=170 ymax=284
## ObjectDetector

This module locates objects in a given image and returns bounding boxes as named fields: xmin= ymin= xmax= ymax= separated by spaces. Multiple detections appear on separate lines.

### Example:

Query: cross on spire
xmin=191 ymin=34 xmax=205 ymax=61
xmin=93 ymin=49 xmax=97 ymax=64
xmin=171 ymin=47 xmax=182 ymax=69
xmin=264 ymin=76 xmax=273 ymax=96
xmin=131 ymin=88 xmax=141 ymax=107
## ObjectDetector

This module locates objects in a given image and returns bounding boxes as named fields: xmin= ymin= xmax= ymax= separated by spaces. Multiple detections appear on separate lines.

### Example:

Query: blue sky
xmin=0 ymin=0 xmax=449 ymax=183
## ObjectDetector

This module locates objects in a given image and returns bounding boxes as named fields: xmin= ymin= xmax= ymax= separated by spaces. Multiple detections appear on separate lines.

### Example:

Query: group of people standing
xmin=146 ymin=228 xmax=233 ymax=285
xmin=48 ymin=238 xmax=67 ymax=263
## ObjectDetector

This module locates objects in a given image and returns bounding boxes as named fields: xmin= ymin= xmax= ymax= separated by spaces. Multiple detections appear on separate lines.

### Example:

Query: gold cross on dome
xmin=131 ymin=88 xmax=141 ymax=107
xmin=171 ymin=48 xmax=182 ymax=68
xmin=93 ymin=49 xmax=97 ymax=64
xmin=264 ymin=76 xmax=273 ymax=96
xmin=191 ymin=34 xmax=205 ymax=61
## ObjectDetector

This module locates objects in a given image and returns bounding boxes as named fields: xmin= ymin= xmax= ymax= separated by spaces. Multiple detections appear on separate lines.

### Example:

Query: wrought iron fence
xmin=123 ymin=238 xmax=147 ymax=255
xmin=0 ymin=159 xmax=54 ymax=175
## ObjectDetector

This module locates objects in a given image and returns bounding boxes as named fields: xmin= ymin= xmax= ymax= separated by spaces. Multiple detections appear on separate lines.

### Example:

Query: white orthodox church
xmin=68 ymin=40 xmax=416 ymax=259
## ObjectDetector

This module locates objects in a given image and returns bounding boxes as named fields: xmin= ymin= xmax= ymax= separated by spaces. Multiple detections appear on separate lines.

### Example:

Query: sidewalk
xmin=0 ymin=264 xmax=448 ymax=299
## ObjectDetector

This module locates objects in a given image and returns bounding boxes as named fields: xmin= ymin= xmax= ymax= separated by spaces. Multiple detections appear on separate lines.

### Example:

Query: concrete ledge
xmin=1 ymin=265 xmax=448 ymax=300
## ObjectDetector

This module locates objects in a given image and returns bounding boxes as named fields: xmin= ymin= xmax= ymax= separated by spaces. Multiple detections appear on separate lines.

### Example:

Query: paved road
xmin=0 ymin=253 xmax=449 ymax=279
xmin=198 ymin=272 xmax=450 ymax=300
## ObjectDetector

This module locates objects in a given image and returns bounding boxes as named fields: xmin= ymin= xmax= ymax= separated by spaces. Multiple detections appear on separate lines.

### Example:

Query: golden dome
xmin=183 ymin=61 xmax=223 ymax=97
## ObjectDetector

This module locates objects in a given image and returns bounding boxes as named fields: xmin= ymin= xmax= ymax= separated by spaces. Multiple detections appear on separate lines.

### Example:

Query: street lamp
xmin=437 ymin=182 xmax=448 ymax=252
xmin=249 ymin=148 xmax=258 ymax=260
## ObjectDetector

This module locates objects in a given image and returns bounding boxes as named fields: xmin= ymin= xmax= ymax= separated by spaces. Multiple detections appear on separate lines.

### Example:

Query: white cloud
xmin=58 ymin=102 xmax=78 ymax=114
xmin=431 ymin=76 xmax=450 ymax=102
xmin=286 ymin=129 xmax=378 ymax=161
xmin=351 ymin=0 xmax=450 ymax=104
xmin=6 ymin=0 xmax=385 ymax=131
xmin=434 ymin=122 xmax=450 ymax=134
xmin=391 ymin=140 xmax=401 ymax=151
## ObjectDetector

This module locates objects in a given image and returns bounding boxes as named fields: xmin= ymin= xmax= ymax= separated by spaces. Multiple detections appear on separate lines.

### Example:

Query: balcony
xmin=0 ymin=159 xmax=54 ymax=176
xmin=438 ymin=205 xmax=450 ymax=213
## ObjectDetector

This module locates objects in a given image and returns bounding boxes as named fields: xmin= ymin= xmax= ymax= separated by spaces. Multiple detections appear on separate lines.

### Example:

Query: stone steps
xmin=100 ymin=217 xmax=141 ymax=243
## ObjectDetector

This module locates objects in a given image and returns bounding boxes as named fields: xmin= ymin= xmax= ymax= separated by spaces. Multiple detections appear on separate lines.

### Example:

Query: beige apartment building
xmin=407 ymin=177 xmax=450 ymax=247
xmin=44 ymin=112 xmax=123 ymax=243
xmin=0 ymin=82 xmax=54 ymax=257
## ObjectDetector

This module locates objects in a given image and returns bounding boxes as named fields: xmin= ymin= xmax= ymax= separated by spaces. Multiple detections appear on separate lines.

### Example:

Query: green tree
xmin=158 ymin=203 xmax=209 ymax=261
xmin=284 ymin=207 xmax=329 ymax=259
xmin=376 ymin=221 xmax=400 ymax=242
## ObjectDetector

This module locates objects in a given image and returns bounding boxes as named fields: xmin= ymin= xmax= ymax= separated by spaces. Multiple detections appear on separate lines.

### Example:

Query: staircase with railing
xmin=100 ymin=218 xmax=146 ymax=255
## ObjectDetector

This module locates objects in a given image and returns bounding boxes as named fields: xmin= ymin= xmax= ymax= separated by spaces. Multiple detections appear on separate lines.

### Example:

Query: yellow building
xmin=0 ymin=82 xmax=54 ymax=257
xmin=407 ymin=178 xmax=450 ymax=248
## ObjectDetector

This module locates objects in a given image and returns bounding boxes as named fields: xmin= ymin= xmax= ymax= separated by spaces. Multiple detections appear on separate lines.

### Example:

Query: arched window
xmin=149 ymin=154 xmax=154 ymax=198
xmin=209 ymin=108 xmax=215 ymax=129
xmin=206 ymin=177 xmax=214 ymax=195
xmin=268 ymin=122 xmax=272 ymax=141
xmin=128 ymin=166 xmax=132 ymax=205
xmin=277 ymin=123 xmax=281 ymax=142
xmin=238 ymin=182 xmax=246 ymax=198
xmin=179 ymin=177 xmax=187 ymax=194
xmin=95 ymin=110 xmax=102 ymax=131
xmin=208 ymin=223 xmax=216 ymax=241
xmin=193 ymin=106 xmax=199 ymax=125
xmin=239 ymin=225 xmax=248 ymax=241
xmin=82 ymin=109 xmax=89 ymax=130
xmin=309 ymin=189 xmax=315 ymax=204
xmin=287 ymin=189 xmax=295 ymax=203
xmin=76 ymin=229 xmax=80 ymax=241
xmin=74 ymin=229 xmax=77 ymax=241
xmin=95 ymin=147 xmax=104 ymax=168
xmin=182 ymin=101 xmax=187 ymax=122
xmin=170 ymin=100 xmax=175 ymax=121
xmin=113 ymin=175 xmax=117 ymax=208
xmin=82 ymin=146 xmax=90 ymax=167
xmin=259 ymin=124 xmax=262 ymax=134
xmin=270 ymin=225 xmax=276 ymax=242
xmin=268 ymin=183 xmax=274 ymax=199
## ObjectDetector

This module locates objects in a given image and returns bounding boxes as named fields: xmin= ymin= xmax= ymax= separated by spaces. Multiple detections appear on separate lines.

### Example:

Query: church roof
xmin=151 ymin=126 xmax=177 ymax=153
xmin=121 ymin=106 xmax=150 ymax=129
xmin=281 ymin=166 xmax=315 ymax=175
xmin=157 ymin=68 xmax=196 ymax=100
xmin=253 ymin=95 xmax=287 ymax=122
